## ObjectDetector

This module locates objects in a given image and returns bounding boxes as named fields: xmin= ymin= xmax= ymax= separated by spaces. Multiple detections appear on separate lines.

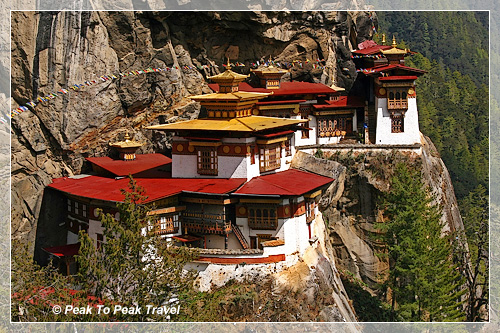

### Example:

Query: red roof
xmin=234 ymin=169 xmax=334 ymax=196
xmin=352 ymin=44 xmax=392 ymax=55
xmin=378 ymin=75 xmax=418 ymax=81
xmin=86 ymin=153 xmax=171 ymax=177
xmin=209 ymin=82 xmax=337 ymax=96
xmin=364 ymin=64 xmax=426 ymax=75
xmin=256 ymin=99 xmax=306 ymax=106
xmin=313 ymin=96 xmax=365 ymax=110
xmin=43 ymin=243 xmax=80 ymax=257
xmin=49 ymin=176 xmax=246 ymax=203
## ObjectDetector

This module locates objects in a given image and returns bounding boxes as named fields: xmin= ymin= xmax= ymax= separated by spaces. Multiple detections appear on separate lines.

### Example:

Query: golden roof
xmin=381 ymin=36 xmax=408 ymax=55
xmin=330 ymin=84 xmax=345 ymax=91
xmin=207 ymin=69 xmax=249 ymax=83
xmin=189 ymin=91 xmax=272 ymax=101
xmin=147 ymin=116 xmax=306 ymax=132
xmin=251 ymin=64 xmax=289 ymax=75
xmin=109 ymin=132 xmax=143 ymax=149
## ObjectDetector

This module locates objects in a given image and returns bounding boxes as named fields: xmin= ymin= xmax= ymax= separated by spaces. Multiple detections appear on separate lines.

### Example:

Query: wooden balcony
xmin=248 ymin=216 xmax=278 ymax=230
xmin=154 ymin=220 xmax=179 ymax=235
xmin=182 ymin=211 xmax=232 ymax=234
xmin=388 ymin=99 xmax=408 ymax=110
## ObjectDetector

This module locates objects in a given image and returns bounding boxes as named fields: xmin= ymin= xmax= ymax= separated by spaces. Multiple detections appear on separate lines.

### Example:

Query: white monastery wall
xmin=172 ymin=154 xmax=198 ymax=178
xmin=205 ymin=234 xmax=225 ymax=249
xmin=67 ymin=230 xmax=79 ymax=244
xmin=294 ymin=116 xmax=317 ymax=146
xmin=88 ymin=218 xmax=104 ymax=242
xmin=375 ymin=97 xmax=420 ymax=145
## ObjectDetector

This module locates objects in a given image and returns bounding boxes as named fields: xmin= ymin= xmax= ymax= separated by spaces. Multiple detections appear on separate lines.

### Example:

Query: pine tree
xmin=378 ymin=163 xmax=466 ymax=321
xmin=76 ymin=176 xmax=199 ymax=321
xmin=457 ymin=185 xmax=489 ymax=321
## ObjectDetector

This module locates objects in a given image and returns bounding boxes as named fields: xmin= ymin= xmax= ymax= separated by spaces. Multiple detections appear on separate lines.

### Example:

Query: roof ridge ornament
xmin=392 ymin=35 xmax=397 ymax=48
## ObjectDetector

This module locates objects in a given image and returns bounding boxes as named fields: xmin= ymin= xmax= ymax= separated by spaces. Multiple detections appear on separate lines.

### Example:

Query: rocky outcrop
xmin=420 ymin=134 xmax=464 ymax=233
xmin=11 ymin=11 xmax=376 ymax=247
xmin=298 ymin=139 xmax=466 ymax=293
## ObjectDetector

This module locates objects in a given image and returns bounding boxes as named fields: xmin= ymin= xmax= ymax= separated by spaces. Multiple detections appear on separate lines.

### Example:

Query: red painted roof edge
xmin=367 ymin=64 xmax=427 ymax=74
xmin=256 ymin=130 xmax=294 ymax=138
xmin=43 ymin=243 xmax=81 ymax=257
xmin=379 ymin=75 xmax=418 ymax=81
xmin=352 ymin=45 xmax=392 ymax=55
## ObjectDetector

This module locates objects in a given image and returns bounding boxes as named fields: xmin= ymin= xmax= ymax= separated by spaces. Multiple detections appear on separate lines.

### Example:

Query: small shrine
xmin=109 ymin=132 xmax=143 ymax=160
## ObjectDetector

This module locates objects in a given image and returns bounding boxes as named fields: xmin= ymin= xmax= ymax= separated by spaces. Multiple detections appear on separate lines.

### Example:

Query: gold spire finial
xmin=226 ymin=57 xmax=231 ymax=70
xmin=124 ymin=131 xmax=131 ymax=141
xmin=382 ymin=33 xmax=386 ymax=45
xmin=392 ymin=36 xmax=397 ymax=48
xmin=268 ymin=55 xmax=275 ymax=68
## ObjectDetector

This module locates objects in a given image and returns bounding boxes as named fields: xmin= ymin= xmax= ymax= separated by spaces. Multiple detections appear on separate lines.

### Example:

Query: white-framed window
xmin=82 ymin=204 xmax=87 ymax=217
xmin=75 ymin=202 xmax=79 ymax=215
xmin=173 ymin=214 xmax=179 ymax=228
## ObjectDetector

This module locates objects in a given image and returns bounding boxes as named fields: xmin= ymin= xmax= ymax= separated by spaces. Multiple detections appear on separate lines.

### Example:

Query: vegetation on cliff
xmin=378 ymin=163 xmax=465 ymax=321
xmin=12 ymin=178 xmax=199 ymax=322
xmin=376 ymin=12 xmax=489 ymax=321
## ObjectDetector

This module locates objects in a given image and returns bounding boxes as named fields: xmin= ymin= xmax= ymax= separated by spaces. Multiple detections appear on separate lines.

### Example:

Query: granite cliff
xmin=291 ymin=135 xmax=465 ymax=295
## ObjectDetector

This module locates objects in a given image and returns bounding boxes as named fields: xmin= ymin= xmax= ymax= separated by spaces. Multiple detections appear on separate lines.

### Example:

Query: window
xmin=82 ymin=204 xmax=87 ymax=217
xmin=301 ymin=114 xmax=310 ymax=138
xmin=75 ymin=202 xmax=79 ymax=215
xmin=197 ymin=147 xmax=218 ymax=175
xmin=173 ymin=214 xmax=179 ymax=228
xmin=391 ymin=114 xmax=404 ymax=133
xmin=388 ymin=88 xmax=408 ymax=110
xmin=156 ymin=214 xmax=180 ymax=234
xmin=306 ymin=200 xmax=316 ymax=223
xmin=248 ymin=206 xmax=278 ymax=230
xmin=96 ymin=233 xmax=104 ymax=249
xmin=67 ymin=199 xmax=71 ymax=212
xmin=317 ymin=116 xmax=352 ymax=137
xmin=284 ymin=138 xmax=292 ymax=156
xmin=259 ymin=144 xmax=281 ymax=172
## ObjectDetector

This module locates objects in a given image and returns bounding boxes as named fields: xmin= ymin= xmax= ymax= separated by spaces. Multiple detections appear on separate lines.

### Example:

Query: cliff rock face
xmin=11 ymin=11 xmax=376 ymax=246
xmin=297 ymin=139 xmax=466 ymax=292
